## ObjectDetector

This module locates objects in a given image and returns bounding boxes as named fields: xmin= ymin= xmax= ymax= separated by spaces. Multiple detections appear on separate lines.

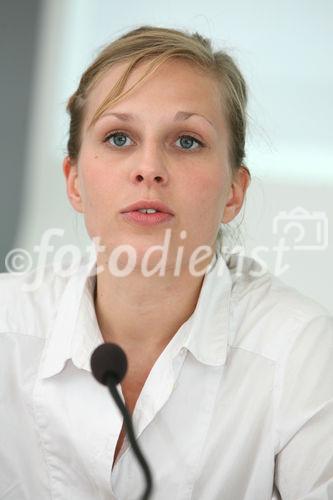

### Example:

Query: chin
xmin=97 ymin=239 xmax=156 ymax=274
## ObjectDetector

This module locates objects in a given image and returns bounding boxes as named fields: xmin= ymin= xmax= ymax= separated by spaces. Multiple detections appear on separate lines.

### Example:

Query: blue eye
xmin=176 ymin=135 xmax=203 ymax=150
xmin=104 ymin=131 xmax=132 ymax=147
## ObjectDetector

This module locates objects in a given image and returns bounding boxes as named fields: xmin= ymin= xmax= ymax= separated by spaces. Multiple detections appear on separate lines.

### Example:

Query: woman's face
xmin=64 ymin=58 xmax=248 ymax=273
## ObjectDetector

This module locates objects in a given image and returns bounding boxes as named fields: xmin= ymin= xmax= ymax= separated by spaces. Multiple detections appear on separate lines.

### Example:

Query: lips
xmin=120 ymin=199 xmax=174 ymax=215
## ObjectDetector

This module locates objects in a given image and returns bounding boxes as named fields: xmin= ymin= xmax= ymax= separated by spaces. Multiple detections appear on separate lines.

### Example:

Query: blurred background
xmin=0 ymin=0 xmax=332 ymax=311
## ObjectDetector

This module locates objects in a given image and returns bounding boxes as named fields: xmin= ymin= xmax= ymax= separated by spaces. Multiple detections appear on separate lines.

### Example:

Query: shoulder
xmin=0 ymin=263 xmax=70 ymax=338
xmin=225 ymin=253 xmax=332 ymax=362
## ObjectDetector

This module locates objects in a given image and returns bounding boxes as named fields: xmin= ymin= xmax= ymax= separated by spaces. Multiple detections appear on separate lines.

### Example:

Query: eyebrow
xmin=97 ymin=110 xmax=215 ymax=129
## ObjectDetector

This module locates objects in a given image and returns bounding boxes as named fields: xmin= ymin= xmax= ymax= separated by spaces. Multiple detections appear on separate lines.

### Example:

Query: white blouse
xmin=0 ymin=251 xmax=332 ymax=500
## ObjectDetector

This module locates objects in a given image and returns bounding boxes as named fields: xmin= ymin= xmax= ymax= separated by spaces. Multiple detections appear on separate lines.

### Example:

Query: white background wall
xmin=13 ymin=0 xmax=333 ymax=311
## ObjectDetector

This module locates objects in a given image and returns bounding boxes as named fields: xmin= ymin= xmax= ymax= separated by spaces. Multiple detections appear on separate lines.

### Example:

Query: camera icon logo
xmin=272 ymin=206 xmax=328 ymax=251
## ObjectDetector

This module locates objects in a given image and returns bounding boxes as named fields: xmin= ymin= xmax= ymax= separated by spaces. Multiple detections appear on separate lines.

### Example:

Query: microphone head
xmin=90 ymin=342 xmax=128 ymax=386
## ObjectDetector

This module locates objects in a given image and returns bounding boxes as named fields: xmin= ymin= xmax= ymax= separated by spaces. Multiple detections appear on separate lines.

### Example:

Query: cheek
xmin=182 ymin=167 xmax=229 ymax=233
xmin=79 ymin=162 xmax=118 ymax=210
xmin=78 ymin=164 xmax=117 ymax=240
xmin=185 ymin=167 xmax=227 ymax=207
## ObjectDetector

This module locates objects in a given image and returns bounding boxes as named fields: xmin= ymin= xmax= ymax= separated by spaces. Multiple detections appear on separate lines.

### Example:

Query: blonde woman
xmin=0 ymin=25 xmax=332 ymax=500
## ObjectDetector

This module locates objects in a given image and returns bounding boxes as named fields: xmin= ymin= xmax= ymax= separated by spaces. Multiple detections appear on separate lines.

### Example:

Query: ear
xmin=62 ymin=156 xmax=84 ymax=213
xmin=221 ymin=166 xmax=251 ymax=224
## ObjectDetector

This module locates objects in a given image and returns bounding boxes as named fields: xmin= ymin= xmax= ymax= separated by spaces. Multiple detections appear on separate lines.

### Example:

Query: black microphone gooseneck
xmin=90 ymin=343 xmax=153 ymax=500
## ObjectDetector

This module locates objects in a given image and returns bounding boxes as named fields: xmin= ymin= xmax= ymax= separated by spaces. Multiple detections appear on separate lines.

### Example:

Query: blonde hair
xmin=66 ymin=25 xmax=251 ymax=253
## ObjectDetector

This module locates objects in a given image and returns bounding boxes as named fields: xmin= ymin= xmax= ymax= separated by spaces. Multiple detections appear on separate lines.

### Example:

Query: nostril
xmin=135 ymin=174 xmax=163 ymax=182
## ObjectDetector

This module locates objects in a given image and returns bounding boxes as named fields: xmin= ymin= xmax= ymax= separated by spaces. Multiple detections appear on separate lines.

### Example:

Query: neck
xmin=93 ymin=253 xmax=215 ymax=356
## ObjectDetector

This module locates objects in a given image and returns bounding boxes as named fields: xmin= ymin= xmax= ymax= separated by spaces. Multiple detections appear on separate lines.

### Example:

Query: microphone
xmin=90 ymin=343 xmax=153 ymax=500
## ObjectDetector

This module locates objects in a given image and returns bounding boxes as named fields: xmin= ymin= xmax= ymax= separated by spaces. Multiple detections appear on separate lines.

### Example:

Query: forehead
xmin=84 ymin=58 xmax=225 ymax=129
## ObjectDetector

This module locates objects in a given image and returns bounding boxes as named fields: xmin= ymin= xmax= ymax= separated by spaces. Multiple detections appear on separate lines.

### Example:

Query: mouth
xmin=120 ymin=199 xmax=174 ymax=215
xmin=120 ymin=199 xmax=174 ymax=226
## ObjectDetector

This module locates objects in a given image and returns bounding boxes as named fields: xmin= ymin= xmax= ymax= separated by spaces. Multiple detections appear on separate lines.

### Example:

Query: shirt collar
xmin=40 ymin=250 xmax=233 ymax=379
xmin=183 ymin=250 xmax=232 ymax=366
xmin=40 ymin=254 xmax=101 ymax=379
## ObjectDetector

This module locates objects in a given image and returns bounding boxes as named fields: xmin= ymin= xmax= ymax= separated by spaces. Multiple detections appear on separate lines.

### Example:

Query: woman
xmin=0 ymin=25 xmax=332 ymax=500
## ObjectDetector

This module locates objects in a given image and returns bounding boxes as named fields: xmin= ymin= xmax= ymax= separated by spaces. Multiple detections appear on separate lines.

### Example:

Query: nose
xmin=129 ymin=146 xmax=169 ymax=187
